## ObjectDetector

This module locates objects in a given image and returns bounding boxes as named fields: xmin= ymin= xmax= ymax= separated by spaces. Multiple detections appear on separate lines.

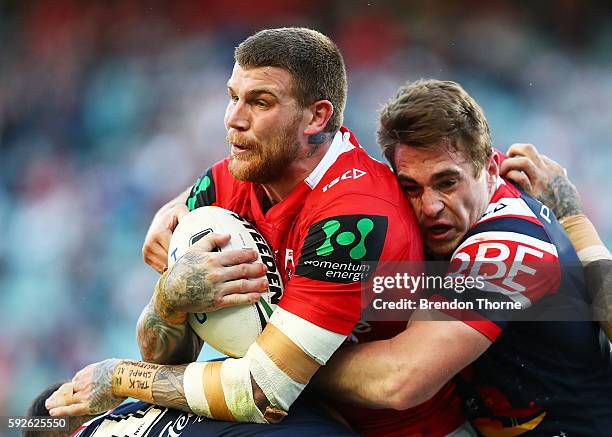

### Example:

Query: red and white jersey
xmin=187 ymin=127 xmax=465 ymax=436
xmin=433 ymin=177 xmax=612 ymax=436
xmin=188 ymin=127 xmax=421 ymax=335
xmin=436 ymin=177 xmax=562 ymax=338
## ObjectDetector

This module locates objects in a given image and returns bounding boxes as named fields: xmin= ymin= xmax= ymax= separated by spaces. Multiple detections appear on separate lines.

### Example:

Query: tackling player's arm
xmin=315 ymin=202 xmax=562 ymax=409
xmin=47 ymin=308 xmax=345 ymax=423
xmin=313 ymin=312 xmax=491 ymax=409
xmin=142 ymin=187 xmax=191 ymax=273
xmin=138 ymin=185 xmax=196 ymax=364
xmin=501 ymin=143 xmax=612 ymax=338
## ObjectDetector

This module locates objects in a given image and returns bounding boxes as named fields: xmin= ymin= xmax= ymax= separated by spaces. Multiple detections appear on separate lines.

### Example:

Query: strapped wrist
xmin=111 ymin=360 xmax=160 ymax=403
xmin=560 ymin=214 xmax=611 ymax=264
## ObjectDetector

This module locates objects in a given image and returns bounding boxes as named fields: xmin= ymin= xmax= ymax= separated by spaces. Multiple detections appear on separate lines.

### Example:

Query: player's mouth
xmin=426 ymin=223 xmax=454 ymax=240
xmin=231 ymin=143 xmax=256 ymax=158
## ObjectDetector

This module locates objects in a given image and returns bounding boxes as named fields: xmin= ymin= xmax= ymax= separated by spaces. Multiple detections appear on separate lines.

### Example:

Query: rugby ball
xmin=167 ymin=206 xmax=284 ymax=357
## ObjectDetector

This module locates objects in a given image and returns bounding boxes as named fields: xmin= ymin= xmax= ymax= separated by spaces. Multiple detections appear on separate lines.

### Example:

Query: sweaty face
xmin=393 ymin=143 xmax=495 ymax=259
xmin=225 ymin=63 xmax=304 ymax=183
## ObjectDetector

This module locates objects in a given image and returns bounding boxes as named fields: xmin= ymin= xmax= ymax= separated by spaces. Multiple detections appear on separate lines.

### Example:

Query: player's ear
xmin=486 ymin=150 xmax=500 ymax=185
xmin=303 ymin=100 xmax=334 ymax=136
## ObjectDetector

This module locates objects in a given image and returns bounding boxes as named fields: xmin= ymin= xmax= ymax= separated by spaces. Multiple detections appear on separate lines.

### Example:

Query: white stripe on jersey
xmin=454 ymin=231 xmax=558 ymax=257
xmin=477 ymin=196 xmax=537 ymax=224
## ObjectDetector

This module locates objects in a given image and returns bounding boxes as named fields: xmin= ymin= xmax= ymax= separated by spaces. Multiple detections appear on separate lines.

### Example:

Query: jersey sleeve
xmin=279 ymin=193 xmax=423 ymax=335
xmin=186 ymin=166 xmax=217 ymax=210
xmin=431 ymin=217 xmax=562 ymax=341
xmin=186 ymin=159 xmax=237 ymax=211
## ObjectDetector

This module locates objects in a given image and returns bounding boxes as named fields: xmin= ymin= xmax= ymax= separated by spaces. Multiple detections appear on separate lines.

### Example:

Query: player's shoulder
xmin=306 ymin=132 xmax=406 ymax=211
xmin=454 ymin=178 xmax=558 ymax=259
xmin=475 ymin=177 xmax=550 ymax=229
xmin=188 ymin=157 xmax=245 ymax=210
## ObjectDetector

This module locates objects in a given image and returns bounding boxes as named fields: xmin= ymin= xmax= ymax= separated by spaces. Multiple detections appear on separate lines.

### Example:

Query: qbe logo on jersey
xmin=295 ymin=215 xmax=387 ymax=283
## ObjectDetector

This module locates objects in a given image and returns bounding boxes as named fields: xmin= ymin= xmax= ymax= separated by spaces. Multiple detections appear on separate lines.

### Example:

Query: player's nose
xmin=225 ymin=101 xmax=250 ymax=131
xmin=420 ymin=189 xmax=444 ymax=218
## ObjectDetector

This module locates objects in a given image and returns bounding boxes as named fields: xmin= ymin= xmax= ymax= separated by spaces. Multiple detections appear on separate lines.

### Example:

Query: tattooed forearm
xmin=539 ymin=175 xmax=583 ymax=220
xmin=137 ymin=302 xmax=203 ymax=364
xmin=164 ymin=250 xmax=217 ymax=312
xmin=91 ymin=359 xmax=125 ymax=413
xmin=152 ymin=365 xmax=191 ymax=412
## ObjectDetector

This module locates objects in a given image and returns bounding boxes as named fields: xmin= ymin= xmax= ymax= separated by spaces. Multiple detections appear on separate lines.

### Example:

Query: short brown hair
xmin=235 ymin=27 xmax=347 ymax=133
xmin=377 ymin=79 xmax=492 ymax=175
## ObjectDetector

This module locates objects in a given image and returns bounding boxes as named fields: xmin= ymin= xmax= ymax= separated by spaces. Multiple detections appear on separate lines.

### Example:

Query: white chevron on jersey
xmin=477 ymin=196 xmax=538 ymax=224
xmin=454 ymin=231 xmax=559 ymax=258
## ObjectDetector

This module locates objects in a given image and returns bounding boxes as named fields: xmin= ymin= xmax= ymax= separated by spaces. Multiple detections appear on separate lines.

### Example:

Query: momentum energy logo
xmin=296 ymin=215 xmax=387 ymax=283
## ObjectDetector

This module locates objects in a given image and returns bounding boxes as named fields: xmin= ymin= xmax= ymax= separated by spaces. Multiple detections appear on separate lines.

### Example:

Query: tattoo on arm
xmin=165 ymin=250 xmax=217 ymax=312
xmin=91 ymin=359 xmax=124 ymax=413
xmin=540 ymin=175 xmax=583 ymax=219
xmin=152 ymin=365 xmax=191 ymax=412
xmin=137 ymin=302 xmax=203 ymax=364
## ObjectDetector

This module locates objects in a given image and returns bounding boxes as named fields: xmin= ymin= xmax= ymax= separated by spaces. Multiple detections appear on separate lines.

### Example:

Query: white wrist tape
xmin=221 ymin=357 xmax=266 ymax=423
xmin=183 ymin=308 xmax=345 ymax=423
xmin=577 ymin=246 xmax=612 ymax=264
xmin=248 ymin=342 xmax=306 ymax=411
xmin=184 ymin=362 xmax=211 ymax=417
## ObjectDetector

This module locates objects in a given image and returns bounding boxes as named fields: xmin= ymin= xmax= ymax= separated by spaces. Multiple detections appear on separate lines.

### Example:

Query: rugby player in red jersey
xmin=45 ymin=29 xmax=474 ymax=436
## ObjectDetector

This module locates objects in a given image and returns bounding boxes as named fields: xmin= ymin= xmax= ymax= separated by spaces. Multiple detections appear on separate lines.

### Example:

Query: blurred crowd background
xmin=1 ymin=0 xmax=611 ymax=419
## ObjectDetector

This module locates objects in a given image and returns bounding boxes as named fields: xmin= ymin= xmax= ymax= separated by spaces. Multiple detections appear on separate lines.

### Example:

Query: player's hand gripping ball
xmin=168 ymin=207 xmax=284 ymax=357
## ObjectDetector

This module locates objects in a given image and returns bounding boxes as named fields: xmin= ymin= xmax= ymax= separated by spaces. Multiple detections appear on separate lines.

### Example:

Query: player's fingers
xmin=143 ymin=238 xmax=170 ymax=272
xmin=49 ymin=402 xmax=89 ymax=417
xmin=506 ymin=143 xmax=542 ymax=164
xmin=192 ymin=233 xmax=231 ymax=252
xmin=540 ymin=154 xmax=567 ymax=175
xmin=144 ymin=246 xmax=167 ymax=273
xmin=174 ymin=205 xmax=190 ymax=223
xmin=500 ymin=156 xmax=539 ymax=184
xmin=505 ymin=169 xmax=533 ymax=194
xmin=221 ymin=277 xmax=269 ymax=296
xmin=168 ymin=205 xmax=190 ymax=233
xmin=156 ymin=231 xmax=171 ymax=254
xmin=222 ymin=262 xmax=268 ymax=281
xmin=215 ymin=248 xmax=259 ymax=266
xmin=45 ymin=382 xmax=74 ymax=410
xmin=218 ymin=292 xmax=263 ymax=308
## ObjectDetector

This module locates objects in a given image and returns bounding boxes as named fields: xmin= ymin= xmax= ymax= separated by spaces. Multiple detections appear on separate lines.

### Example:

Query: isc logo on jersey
xmin=322 ymin=168 xmax=366 ymax=192
xmin=168 ymin=206 xmax=284 ymax=357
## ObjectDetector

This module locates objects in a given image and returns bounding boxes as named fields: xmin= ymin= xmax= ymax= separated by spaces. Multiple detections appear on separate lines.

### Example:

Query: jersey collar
xmin=304 ymin=129 xmax=356 ymax=189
